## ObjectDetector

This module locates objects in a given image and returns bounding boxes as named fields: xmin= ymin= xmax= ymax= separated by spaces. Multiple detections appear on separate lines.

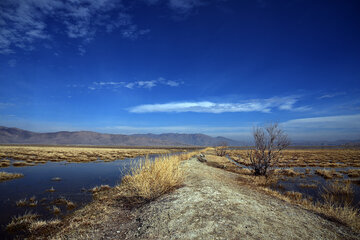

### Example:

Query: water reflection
xmin=0 ymin=155 xmax=157 ymax=239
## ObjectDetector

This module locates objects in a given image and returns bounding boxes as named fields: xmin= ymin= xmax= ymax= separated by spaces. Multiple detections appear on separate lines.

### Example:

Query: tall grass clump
xmin=6 ymin=212 xmax=60 ymax=235
xmin=312 ymin=180 xmax=360 ymax=230
xmin=117 ymin=155 xmax=183 ymax=205
xmin=321 ymin=180 xmax=354 ymax=206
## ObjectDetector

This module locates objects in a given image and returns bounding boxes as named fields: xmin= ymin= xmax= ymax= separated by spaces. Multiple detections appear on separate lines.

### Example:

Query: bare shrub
xmin=215 ymin=142 xmax=228 ymax=157
xmin=247 ymin=123 xmax=290 ymax=176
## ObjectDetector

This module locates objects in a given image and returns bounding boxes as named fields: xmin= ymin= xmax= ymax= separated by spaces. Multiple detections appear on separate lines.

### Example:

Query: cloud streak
xmin=89 ymin=77 xmax=183 ymax=90
xmin=318 ymin=92 xmax=346 ymax=99
xmin=129 ymin=96 xmax=310 ymax=113
xmin=282 ymin=114 xmax=360 ymax=129
xmin=144 ymin=0 xmax=204 ymax=13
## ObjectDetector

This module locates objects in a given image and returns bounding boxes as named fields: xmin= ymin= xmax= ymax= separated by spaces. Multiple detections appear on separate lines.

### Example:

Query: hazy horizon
xmin=1 ymin=1 xmax=359 ymax=142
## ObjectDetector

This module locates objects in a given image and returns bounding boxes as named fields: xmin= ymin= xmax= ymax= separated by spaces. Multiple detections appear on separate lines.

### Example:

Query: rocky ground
xmin=53 ymin=156 xmax=360 ymax=240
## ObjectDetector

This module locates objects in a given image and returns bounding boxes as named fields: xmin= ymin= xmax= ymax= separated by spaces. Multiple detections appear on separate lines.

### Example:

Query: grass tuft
xmin=315 ymin=169 xmax=343 ymax=179
xmin=6 ymin=212 xmax=61 ymax=235
xmin=116 ymin=155 xmax=183 ymax=205
xmin=0 ymin=171 xmax=24 ymax=182
xmin=6 ymin=212 xmax=39 ymax=232
xmin=16 ymin=198 xmax=28 ymax=207
xmin=321 ymin=180 xmax=354 ymax=206
xmin=91 ymin=185 xmax=111 ymax=193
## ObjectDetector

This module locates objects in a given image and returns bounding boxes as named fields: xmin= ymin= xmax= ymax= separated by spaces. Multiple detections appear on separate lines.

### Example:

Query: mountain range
xmin=0 ymin=126 xmax=242 ymax=146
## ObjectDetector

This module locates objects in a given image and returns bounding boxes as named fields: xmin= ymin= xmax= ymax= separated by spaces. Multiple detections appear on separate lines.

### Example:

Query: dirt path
xmin=54 ymin=157 xmax=359 ymax=239
xmin=121 ymin=157 xmax=359 ymax=240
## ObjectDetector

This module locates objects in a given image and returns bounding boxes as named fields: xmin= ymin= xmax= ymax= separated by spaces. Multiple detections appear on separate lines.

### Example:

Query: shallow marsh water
xmin=227 ymin=157 xmax=360 ymax=207
xmin=0 ymin=155 xmax=160 ymax=239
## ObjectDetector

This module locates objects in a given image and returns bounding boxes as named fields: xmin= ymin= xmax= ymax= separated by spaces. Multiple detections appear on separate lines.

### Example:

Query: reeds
xmin=6 ymin=212 xmax=60 ymax=234
xmin=321 ymin=180 xmax=354 ymax=206
xmin=0 ymin=159 xmax=10 ymax=168
xmin=6 ymin=212 xmax=39 ymax=232
xmin=52 ymin=206 xmax=61 ymax=214
xmin=315 ymin=169 xmax=343 ymax=179
xmin=0 ymin=171 xmax=24 ymax=182
xmin=46 ymin=187 xmax=55 ymax=192
xmin=16 ymin=198 xmax=27 ymax=207
xmin=12 ymin=161 xmax=35 ymax=167
xmin=274 ymin=168 xmax=301 ymax=177
xmin=91 ymin=185 xmax=111 ymax=193
xmin=346 ymin=169 xmax=360 ymax=178
xmin=116 ymin=155 xmax=183 ymax=204
xmin=227 ymin=149 xmax=360 ymax=168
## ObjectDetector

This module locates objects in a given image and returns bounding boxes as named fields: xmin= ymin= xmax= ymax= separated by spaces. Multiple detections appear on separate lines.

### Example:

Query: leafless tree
xmin=215 ymin=142 xmax=228 ymax=157
xmin=247 ymin=123 xmax=290 ymax=176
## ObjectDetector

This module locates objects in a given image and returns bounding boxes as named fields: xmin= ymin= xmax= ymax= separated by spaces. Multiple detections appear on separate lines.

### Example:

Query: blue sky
xmin=0 ymin=0 xmax=359 ymax=141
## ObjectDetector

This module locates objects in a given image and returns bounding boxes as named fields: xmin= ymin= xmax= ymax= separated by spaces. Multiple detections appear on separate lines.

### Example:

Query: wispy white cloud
xmin=129 ymin=96 xmax=310 ymax=113
xmin=78 ymin=45 xmax=86 ymax=56
xmin=0 ymin=0 xmax=211 ymax=54
xmin=282 ymin=114 xmax=360 ymax=129
xmin=168 ymin=0 xmax=204 ymax=13
xmin=0 ymin=102 xmax=15 ymax=108
xmin=280 ymin=114 xmax=360 ymax=141
xmin=0 ymin=0 xmax=149 ymax=54
xmin=318 ymin=92 xmax=346 ymax=99
xmin=143 ymin=0 xmax=204 ymax=13
xmin=88 ymin=77 xmax=183 ymax=90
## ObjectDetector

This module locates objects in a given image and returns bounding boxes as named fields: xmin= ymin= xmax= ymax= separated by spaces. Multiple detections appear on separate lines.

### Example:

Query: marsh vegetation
xmin=0 ymin=171 xmax=24 ymax=182
xmin=0 ymin=145 xmax=195 ymax=239
xmin=0 ymin=145 xmax=189 ymax=166
xmin=208 ymin=148 xmax=360 ymax=231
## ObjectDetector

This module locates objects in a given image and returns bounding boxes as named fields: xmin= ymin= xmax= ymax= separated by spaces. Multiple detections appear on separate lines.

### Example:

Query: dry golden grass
xmin=315 ymin=169 xmax=343 ymax=179
xmin=345 ymin=169 xmax=360 ymax=178
xmin=116 ymin=155 xmax=183 ymax=205
xmin=321 ymin=180 xmax=354 ymax=206
xmin=52 ymin=206 xmax=61 ymax=214
xmin=12 ymin=161 xmax=35 ymax=167
xmin=91 ymin=185 xmax=111 ymax=193
xmin=0 ymin=171 xmax=24 ymax=182
xmin=228 ymin=149 xmax=360 ymax=168
xmin=52 ymin=197 xmax=76 ymax=210
xmin=6 ymin=212 xmax=39 ymax=232
xmin=46 ymin=186 xmax=55 ymax=192
xmin=299 ymin=183 xmax=317 ymax=188
xmin=0 ymin=159 xmax=10 ymax=167
xmin=274 ymin=168 xmax=302 ymax=177
xmin=0 ymin=145 xmax=189 ymax=165
xmin=202 ymin=149 xmax=360 ymax=232
xmin=6 ymin=212 xmax=61 ymax=235
xmin=16 ymin=198 xmax=27 ymax=207
xmin=260 ymin=186 xmax=360 ymax=231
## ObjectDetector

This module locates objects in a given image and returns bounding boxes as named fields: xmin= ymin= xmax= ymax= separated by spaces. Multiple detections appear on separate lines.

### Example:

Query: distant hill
xmin=132 ymin=133 xmax=241 ymax=146
xmin=0 ymin=126 xmax=242 ymax=146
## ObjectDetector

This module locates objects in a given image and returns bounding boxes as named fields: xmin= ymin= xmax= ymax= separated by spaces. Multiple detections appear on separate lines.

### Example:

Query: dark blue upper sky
xmin=0 ymin=0 xmax=359 ymax=141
